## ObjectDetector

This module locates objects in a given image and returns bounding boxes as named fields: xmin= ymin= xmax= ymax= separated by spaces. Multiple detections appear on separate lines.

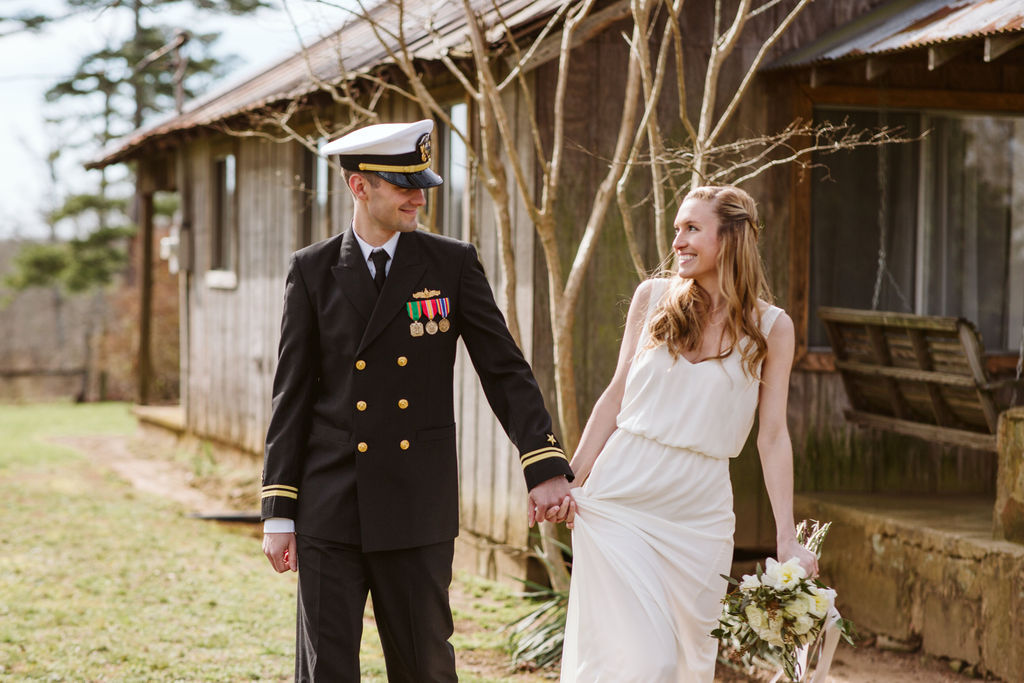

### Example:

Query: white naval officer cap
xmin=320 ymin=119 xmax=443 ymax=189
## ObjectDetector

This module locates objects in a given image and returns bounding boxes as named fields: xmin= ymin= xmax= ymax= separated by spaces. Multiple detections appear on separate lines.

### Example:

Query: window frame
xmin=791 ymin=84 xmax=1024 ymax=370
xmin=435 ymin=100 xmax=472 ymax=240
xmin=295 ymin=140 xmax=335 ymax=250
xmin=206 ymin=146 xmax=239 ymax=290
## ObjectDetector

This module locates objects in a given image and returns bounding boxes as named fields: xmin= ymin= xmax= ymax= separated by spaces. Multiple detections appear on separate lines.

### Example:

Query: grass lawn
xmin=0 ymin=403 xmax=547 ymax=682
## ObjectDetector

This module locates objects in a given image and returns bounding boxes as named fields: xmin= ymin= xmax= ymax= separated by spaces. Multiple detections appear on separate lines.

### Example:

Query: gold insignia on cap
xmin=417 ymin=133 xmax=431 ymax=162
xmin=359 ymin=160 xmax=432 ymax=173
xmin=413 ymin=288 xmax=441 ymax=299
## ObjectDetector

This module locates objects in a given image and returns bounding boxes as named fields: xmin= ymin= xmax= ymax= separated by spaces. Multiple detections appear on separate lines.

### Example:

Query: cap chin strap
xmin=359 ymin=159 xmax=432 ymax=173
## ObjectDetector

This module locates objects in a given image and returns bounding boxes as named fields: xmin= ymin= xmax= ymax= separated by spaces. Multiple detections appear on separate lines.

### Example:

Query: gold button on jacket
xmin=355 ymin=360 xmax=366 ymax=370
xmin=356 ymin=401 xmax=367 ymax=411
xmin=398 ymin=399 xmax=409 ymax=410
xmin=399 ymin=440 xmax=410 ymax=450
xmin=396 ymin=356 xmax=408 ymax=367
xmin=357 ymin=442 xmax=368 ymax=453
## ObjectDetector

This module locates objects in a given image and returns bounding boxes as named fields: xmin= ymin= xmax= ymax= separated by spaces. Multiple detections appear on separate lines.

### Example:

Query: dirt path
xmin=56 ymin=431 xmax=993 ymax=682
xmin=54 ymin=433 xmax=228 ymax=514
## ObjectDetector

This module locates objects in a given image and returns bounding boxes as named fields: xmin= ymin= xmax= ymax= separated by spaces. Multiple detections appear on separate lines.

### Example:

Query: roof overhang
xmin=88 ymin=0 xmax=630 ymax=170
xmin=767 ymin=0 xmax=1024 ymax=74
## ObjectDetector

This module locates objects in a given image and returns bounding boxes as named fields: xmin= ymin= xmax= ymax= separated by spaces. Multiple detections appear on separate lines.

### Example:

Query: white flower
xmin=792 ymin=614 xmax=815 ymax=636
xmin=764 ymin=557 xmax=807 ymax=590
xmin=807 ymin=586 xmax=836 ymax=618
xmin=764 ymin=616 xmax=786 ymax=647
xmin=744 ymin=604 xmax=767 ymax=630
xmin=739 ymin=573 xmax=761 ymax=591
xmin=783 ymin=594 xmax=811 ymax=618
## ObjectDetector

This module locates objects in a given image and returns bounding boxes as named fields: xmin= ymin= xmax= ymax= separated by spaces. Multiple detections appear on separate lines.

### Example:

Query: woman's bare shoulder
xmin=632 ymin=277 xmax=665 ymax=306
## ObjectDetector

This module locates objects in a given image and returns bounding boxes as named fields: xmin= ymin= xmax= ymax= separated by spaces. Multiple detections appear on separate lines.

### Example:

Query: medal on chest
xmin=407 ymin=301 xmax=425 ymax=337
xmin=437 ymin=297 xmax=451 ymax=332
xmin=423 ymin=298 xmax=439 ymax=335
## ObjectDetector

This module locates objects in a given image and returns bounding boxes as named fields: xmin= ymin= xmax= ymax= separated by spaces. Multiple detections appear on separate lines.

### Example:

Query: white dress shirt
xmin=354 ymin=228 xmax=399 ymax=278
xmin=264 ymin=228 xmax=401 ymax=534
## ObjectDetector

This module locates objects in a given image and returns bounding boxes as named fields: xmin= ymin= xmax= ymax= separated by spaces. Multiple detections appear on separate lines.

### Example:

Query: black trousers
xmin=294 ymin=534 xmax=457 ymax=682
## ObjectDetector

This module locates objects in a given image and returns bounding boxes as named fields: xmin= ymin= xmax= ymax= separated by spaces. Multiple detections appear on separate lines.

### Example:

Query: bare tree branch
xmin=485 ymin=0 xmax=556 ymax=176
xmin=494 ymin=0 xmax=573 ymax=92
xmin=691 ymin=0 xmax=751 ymax=186
xmin=659 ymin=119 xmax=921 ymax=191
xmin=748 ymin=0 xmax=787 ymax=19
xmin=544 ymin=0 xmax=599 ymax=213
xmin=706 ymin=0 xmax=812 ymax=147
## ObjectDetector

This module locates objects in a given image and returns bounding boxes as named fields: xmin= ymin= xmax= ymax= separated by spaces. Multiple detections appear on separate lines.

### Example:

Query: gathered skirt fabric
xmin=560 ymin=428 xmax=735 ymax=683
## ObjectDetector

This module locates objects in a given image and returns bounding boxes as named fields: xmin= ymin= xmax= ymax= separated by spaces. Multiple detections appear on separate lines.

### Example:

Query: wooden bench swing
xmin=818 ymin=307 xmax=1023 ymax=452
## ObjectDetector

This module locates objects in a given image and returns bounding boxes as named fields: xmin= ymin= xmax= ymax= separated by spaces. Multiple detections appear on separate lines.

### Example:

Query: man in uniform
xmin=261 ymin=119 xmax=575 ymax=682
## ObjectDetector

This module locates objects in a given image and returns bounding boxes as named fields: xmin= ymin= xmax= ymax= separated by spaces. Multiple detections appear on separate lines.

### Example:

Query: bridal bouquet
xmin=712 ymin=520 xmax=855 ymax=682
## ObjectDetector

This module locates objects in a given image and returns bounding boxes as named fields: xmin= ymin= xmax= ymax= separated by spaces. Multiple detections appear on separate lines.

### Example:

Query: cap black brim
xmin=374 ymin=168 xmax=443 ymax=189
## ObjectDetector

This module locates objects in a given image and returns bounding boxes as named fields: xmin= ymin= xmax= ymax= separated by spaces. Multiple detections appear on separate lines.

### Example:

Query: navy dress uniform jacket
xmin=261 ymin=228 xmax=572 ymax=552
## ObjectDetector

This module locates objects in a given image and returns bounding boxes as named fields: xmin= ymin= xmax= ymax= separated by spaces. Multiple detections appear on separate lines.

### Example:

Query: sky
xmin=0 ymin=0 xmax=340 ymax=240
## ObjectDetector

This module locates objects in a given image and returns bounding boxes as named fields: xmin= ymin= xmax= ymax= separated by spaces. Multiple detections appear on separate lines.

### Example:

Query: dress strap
xmin=643 ymin=278 xmax=670 ymax=327
xmin=637 ymin=278 xmax=671 ymax=348
xmin=760 ymin=305 xmax=784 ymax=336
xmin=647 ymin=278 xmax=671 ymax=320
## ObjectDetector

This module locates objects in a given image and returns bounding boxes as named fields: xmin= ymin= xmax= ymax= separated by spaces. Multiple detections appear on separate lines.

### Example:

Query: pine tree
xmin=4 ymin=0 xmax=267 ymax=292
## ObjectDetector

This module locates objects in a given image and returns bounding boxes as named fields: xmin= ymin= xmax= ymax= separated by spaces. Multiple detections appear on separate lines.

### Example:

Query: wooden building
xmin=90 ymin=0 xmax=1024 ymax=578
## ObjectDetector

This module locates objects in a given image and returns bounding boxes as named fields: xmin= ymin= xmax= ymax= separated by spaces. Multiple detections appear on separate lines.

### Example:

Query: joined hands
xmin=528 ymin=475 xmax=578 ymax=529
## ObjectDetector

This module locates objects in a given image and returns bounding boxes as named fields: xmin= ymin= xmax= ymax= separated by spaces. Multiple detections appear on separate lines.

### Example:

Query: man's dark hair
xmin=342 ymin=169 xmax=380 ymax=188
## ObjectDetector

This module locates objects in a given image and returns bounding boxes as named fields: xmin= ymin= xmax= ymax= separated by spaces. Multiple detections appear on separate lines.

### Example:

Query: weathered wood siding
xmin=455 ymin=82 xmax=539 ymax=558
xmin=185 ymin=134 xmax=296 ymax=452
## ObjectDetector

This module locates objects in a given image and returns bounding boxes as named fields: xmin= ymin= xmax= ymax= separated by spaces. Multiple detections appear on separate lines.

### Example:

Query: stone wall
xmin=796 ymin=492 xmax=1024 ymax=681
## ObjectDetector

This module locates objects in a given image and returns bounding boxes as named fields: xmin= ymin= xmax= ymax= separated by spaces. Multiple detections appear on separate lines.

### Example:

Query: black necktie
xmin=370 ymin=249 xmax=390 ymax=293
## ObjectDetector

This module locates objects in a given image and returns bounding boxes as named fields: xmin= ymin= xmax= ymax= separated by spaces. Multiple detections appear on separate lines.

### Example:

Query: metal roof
xmin=89 ymin=0 xmax=566 ymax=168
xmin=768 ymin=0 xmax=1024 ymax=70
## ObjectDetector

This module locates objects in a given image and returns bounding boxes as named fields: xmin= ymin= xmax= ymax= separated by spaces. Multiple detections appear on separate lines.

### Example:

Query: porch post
xmin=137 ymin=188 xmax=154 ymax=405
xmin=994 ymin=406 xmax=1024 ymax=543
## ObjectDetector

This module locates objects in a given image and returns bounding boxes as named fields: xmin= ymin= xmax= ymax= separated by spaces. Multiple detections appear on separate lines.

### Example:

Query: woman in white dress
xmin=560 ymin=186 xmax=818 ymax=682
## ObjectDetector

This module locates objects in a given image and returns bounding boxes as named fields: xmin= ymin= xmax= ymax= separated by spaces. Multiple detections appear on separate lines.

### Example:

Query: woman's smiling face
xmin=672 ymin=197 xmax=721 ymax=284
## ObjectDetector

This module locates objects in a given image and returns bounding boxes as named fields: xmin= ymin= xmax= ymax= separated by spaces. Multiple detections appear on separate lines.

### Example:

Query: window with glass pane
xmin=316 ymin=144 xmax=334 ymax=237
xmin=810 ymin=109 xmax=1024 ymax=352
xmin=297 ymin=143 xmax=333 ymax=248
xmin=212 ymin=153 xmax=236 ymax=272
xmin=439 ymin=103 xmax=468 ymax=239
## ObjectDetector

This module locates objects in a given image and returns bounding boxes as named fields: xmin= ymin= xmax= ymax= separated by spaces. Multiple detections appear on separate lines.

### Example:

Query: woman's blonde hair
xmin=647 ymin=185 xmax=773 ymax=379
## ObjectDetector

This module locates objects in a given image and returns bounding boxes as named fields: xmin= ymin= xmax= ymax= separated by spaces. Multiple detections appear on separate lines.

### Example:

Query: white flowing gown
xmin=561 ymin=278 xmax=783 ymax=682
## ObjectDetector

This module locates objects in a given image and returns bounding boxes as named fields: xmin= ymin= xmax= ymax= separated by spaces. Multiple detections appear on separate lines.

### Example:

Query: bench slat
xmin=819 ymin=307 xmax=962 ymax=332
xmin=845 ymin=410 xmax=997 ymax=452
xmin=833 ymin=360 xmax=977 ymax=388
xmin=907 ymin=328 xmax=957 ymax=427
xmin=866 ymin=326 xmax=911 ymax=419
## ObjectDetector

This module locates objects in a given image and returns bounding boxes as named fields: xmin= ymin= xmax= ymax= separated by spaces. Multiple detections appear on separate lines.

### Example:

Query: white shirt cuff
xmin=263 ymin=518 xmax=295 ymax=533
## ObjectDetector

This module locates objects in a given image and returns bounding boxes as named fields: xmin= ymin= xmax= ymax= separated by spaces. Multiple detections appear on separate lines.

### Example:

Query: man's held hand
xmin=528 ymin=475 xmax=577 ymax=528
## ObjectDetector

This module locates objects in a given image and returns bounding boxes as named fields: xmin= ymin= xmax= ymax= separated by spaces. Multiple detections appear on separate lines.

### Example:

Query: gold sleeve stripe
xmin=519 ymin=446 xmax=564 ymax=463
xmin=521 ymin=451 xmax=569 ymax=469
xmin=261 ymin=490 xmax=298 ymax=500
xmin=262 ymin=484 xmax=298 ymax=493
